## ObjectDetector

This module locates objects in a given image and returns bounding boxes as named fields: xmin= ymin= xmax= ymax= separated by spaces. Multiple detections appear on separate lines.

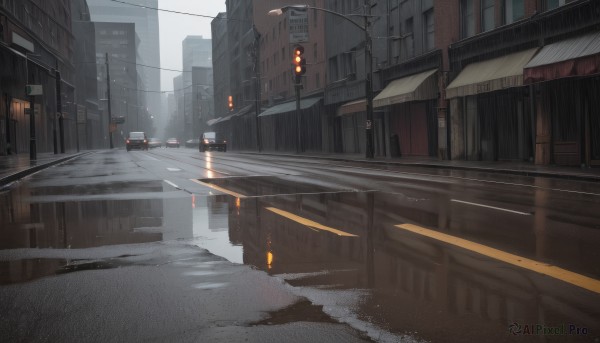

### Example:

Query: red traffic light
xmin=292 ymin=45 xmax=306 ymax=77
xmin=228 ymin=95 xmax=233 ymax=111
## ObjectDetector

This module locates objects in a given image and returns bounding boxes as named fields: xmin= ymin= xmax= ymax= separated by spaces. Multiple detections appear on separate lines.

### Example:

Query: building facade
xmin=211 ymin=13 xmax=230 ymax=119
xmin=182 ymin=36 xmax=212 ymax=140
xmin=71 ymin=0 xmax=102 ymax=150
xmin=94 ymin=22 xmax=140 ymax=145
xmin=0 ymin=0 xmax=77 ymax=156
xmin=87 ymin=0 xmax=160 ymax=127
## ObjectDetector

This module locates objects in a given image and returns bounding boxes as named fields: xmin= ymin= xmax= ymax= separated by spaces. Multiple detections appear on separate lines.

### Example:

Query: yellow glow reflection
xmin=267 ymin=252 xmax=273 ymax=270
xmin=206 ymin=153 xmax=213 ymax=178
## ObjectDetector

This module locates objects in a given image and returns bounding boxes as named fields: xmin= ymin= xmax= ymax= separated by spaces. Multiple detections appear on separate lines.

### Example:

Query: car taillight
xmin=126 ymin=139 xmax=130 ymax=144
xmin=144 ymin=139 xmax=147 ymax=143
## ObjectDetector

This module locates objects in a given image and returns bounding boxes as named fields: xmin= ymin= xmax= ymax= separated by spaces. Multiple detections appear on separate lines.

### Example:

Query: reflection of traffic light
xmin=228 ymin=95 xmax=233 ymax=111
xmin=292 ymin=45 xmax=306 ymax=83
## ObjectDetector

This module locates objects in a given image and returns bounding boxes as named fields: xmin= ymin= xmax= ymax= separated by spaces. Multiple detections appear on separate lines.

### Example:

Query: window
xmin=461 ymin=0 xmax=475 ymax=38
xmin=546 ymin=0 xmax=566 ymax=10
xmin=423 ymin=9 xmax=435 ymax=51
xmin=504 ymin=0 xmax=524 ymax=24
xmin=313 ymin=43 xmax=318 ymax=60
xmin=402 ymin=17 xmax=414 ymax=59
xmin=329 ymin=56 xmax=339 ymax=82
xmin=481 ymin=0 xmax=495 ymax=32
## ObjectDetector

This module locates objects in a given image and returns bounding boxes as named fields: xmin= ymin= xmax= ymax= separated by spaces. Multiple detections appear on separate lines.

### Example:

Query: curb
xmin=0 ymin=152 xmax=92 ymax=187
xmin=239 ymin=151 xmax=600 ymax=182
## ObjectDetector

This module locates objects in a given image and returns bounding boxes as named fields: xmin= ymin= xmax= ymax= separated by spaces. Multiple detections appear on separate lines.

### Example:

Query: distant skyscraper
xmin=87 ymin=0 xmax=161 ymax=120
xmin=181 ymin=36 xmax=212 ymax=139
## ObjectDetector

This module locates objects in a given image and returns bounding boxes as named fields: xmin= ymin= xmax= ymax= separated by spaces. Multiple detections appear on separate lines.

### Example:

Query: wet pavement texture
xmin=1 ymin=150 xmax=599 ymax=342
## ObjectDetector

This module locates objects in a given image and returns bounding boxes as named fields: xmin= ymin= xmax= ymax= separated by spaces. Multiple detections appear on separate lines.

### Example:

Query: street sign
xmin=25 ymin=84 xmax=43 ymax=96
xmin=288 ymin=9 xmax=309 ymax=43
xmin=112 ymin=116 xmax=125 ymax=124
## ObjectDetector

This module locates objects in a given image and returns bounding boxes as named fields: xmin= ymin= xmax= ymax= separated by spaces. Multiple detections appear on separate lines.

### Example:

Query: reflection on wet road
xmin=1 ymin=150 xmax=599 ymax=342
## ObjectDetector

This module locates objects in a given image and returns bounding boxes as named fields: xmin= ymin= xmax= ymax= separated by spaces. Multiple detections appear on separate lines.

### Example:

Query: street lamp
xmin=269 ymin=3 xmax=375 ymax=159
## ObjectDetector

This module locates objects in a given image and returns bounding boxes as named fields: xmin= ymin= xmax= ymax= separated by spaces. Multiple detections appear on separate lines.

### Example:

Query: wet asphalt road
xmin=1 ymin=148 xmax=599 ymax=342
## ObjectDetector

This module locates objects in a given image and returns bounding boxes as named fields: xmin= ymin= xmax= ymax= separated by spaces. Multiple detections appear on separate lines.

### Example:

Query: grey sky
xmin=158 ymin=1 xmax=226 ymax=91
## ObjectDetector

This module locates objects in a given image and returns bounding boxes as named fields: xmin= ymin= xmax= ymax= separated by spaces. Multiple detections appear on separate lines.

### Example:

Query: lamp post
xmin=269 ymin=2 xmax=375 ymax=158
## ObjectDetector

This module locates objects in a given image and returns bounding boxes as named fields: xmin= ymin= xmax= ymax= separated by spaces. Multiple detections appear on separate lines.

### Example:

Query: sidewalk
xmin=1 ymin=150 xmax=599 ymax=187
xmin=0 ymin=151 xmax=90 ymax=186
xmin=241 ymin=151 xmax=600 ymax=182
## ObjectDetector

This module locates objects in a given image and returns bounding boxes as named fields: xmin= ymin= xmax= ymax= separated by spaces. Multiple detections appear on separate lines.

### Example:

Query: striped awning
xmin=446 ymin=48 xmax=538 ymax=99
xmin=524 ymin=31 xmax=600 ymax=83
xmin=373 ymin=69 xmax=438 ymax=108
xmin=337 ymin=99 xmax=366 ymax=116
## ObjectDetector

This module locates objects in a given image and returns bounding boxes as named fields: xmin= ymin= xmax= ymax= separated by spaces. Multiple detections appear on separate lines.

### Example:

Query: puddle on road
xmin=250 ymin=299 xmax=337 ymax=326
xmin=0 ymin=258 xmax=130 ymax=285
xmin=2 ymin=175 xmax=600 ymax=342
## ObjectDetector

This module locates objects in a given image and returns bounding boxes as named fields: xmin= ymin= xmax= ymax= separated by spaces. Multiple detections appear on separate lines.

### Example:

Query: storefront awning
xmin=373 ymin=69 xmax=438 ymax=108
xmin=446 ymin=48 xmax=538 ymax=99
xmin=206 ymin=118 xmax=221 ymax=126
xmin=524 ymin=31 xmax=600 ymax=83
xmin=337 ymin=99 xmax=366 ymax=116
xmin=258 ymin=97 xmax=321 ymax=117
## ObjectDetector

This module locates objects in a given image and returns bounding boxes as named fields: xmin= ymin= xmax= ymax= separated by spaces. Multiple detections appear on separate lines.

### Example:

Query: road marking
xmin=266 ymin=207 xmax=358 ymax=237
xmin=395 ymin=223 xmax=600 ymax=294
xmin=167 ymin=167 xmax=181 ymax=172
xmin=143 ymin=155 xmax=159 ymax=161
xmin=190 ymin=179 xmax=247 ymax=198
xmin=164 ymin=180 xmax=180 ymax=189
xmin=451 ymin=199 xmax=531 ymax=216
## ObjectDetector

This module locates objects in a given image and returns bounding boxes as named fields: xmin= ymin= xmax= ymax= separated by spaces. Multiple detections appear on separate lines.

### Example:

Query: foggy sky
xmin=158 ymin=1 xmax=226 ymax=91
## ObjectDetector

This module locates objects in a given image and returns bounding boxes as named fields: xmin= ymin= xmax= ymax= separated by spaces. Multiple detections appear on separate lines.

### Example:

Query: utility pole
xmin=26 ymin=56 xmax=36 ymax=161
xmin=52 ymin=67 xmax=58 ymax=154
xmin=105 ymin=53 xmax=114 ymax=149
xmin=29 ymin=93 xmax=36 ymax=160
xmin=364 ymin=0 xmax=375 ymax=159
xmin=56 ymin=69 xmax=65 ymax=153
xmin=253 ymin=26 xmax=262 ymax=152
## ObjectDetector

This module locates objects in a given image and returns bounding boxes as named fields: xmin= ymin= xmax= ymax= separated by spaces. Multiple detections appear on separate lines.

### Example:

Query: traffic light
xmin=228 ymin=95 xmax=233 ymax=111
xmin=292 ymin=45 xmax=306 ymax=84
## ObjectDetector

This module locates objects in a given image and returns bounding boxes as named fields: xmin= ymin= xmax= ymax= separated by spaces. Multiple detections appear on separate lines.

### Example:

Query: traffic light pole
xmin=105 ymin=53 xmax=114 ymax=149
xmin=295 ymin=82 xmax=302 ymax=154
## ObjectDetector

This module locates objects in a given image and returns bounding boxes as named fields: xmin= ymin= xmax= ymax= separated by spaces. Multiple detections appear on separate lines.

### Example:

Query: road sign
xmin=25 ymin=85 xmax=43 ymax=96
xmin=112 ymin=116 xmax=125 ymax=124
xmin=288 ymin=8 xmax=309 ymax=43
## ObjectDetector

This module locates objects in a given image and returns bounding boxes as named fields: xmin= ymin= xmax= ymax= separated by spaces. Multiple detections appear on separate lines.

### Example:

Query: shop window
xmin=504 ymin=0 xmax=524 ymax=25
xmin=423 ymin=9 xmax=435 ymax=51
xmin=461 ymin=0 xmax=475 ymax=38
xmin=481 ymin=0 xmax=495 ymax=32
xmin=546 ymin=0 xmax=567 ymax=10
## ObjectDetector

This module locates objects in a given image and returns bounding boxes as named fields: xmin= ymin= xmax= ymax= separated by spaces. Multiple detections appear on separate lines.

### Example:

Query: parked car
xmin=148 ymin=138 xmax=162 ymax=149
xmin=185 ymin=138 xmax=200 ymax=148
xmin=199 ymin=132 xmax=226 ymax=152
xmin=165 ymin=138 xmax=180 ymax=148
xmin=126 ymin=131 xmax=148 ymax=151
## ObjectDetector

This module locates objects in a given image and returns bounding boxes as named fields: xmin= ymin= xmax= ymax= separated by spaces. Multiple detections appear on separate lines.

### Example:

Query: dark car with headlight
xmin=199 ymin=132 xmax=226 ymax=152
xmin=126 ymin=131 xmax=148 ymax=151
xmin=165 ymin=138 xmax=180 ymax=148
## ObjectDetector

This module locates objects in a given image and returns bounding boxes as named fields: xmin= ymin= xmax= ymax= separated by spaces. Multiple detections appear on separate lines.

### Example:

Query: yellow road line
xmin=190 ymin=179 xmax=247 ymax=198
xmin=266 ymin=207 xmax=358 ymax=237
xmin=395 ymin=223 xmax=600 ymax=294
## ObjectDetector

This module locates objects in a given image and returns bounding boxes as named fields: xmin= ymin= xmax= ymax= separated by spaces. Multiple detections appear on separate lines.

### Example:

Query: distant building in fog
xmin=87 ymin=0 xmax=161 ymax=124
xmin=211 ymin=13 xmax=230 ymax=119
xmin=94 ymin=22 xmax=140 ymax=143
xmin=182 ymin=36 xmax=212 ymax=139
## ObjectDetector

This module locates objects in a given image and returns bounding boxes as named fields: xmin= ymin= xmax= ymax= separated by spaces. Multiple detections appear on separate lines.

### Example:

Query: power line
xmin=108 ymin=0 xmax=245 ymax=22
xmin=111 ymin=57 xmax=190 ymax=72
xmin=114 ymin=82 xmax=211 ymax=94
